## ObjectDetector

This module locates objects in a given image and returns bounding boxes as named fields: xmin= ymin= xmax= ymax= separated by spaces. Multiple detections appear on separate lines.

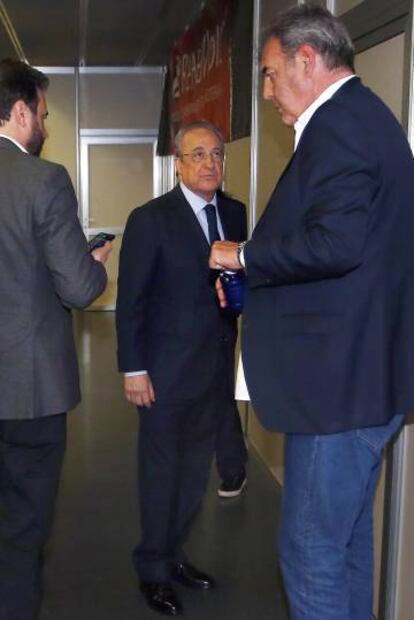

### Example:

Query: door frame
xmin=79 ymin=128 xmax=161 ymax=237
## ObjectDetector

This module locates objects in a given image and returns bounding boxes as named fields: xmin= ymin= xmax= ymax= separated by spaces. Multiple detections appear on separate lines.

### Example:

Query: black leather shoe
xmin=140 ymin=581 xmax=183 ymax=616
xmin=172 ymin=563 xmax=215 ymax=590
xmin=218 ymin=471 xmax=247 ymax=498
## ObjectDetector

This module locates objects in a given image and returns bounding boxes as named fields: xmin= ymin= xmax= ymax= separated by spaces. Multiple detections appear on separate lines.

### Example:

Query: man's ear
xmin=296 ymin=44 xmax=317 ymax=75
xmin=11 ymin=100 xmax=29 ymax=128
xmin=175 ymin=157 xmax=182 ymax=179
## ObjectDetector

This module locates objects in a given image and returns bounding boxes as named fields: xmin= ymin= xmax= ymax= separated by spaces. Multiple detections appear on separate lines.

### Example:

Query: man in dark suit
xmin=0 ymin=59 xmax=110 ymax=620
xmin=210 ymin=5 xmax=414 ymax=619
xmin=116 ymin=121 xmax=246 ymax=616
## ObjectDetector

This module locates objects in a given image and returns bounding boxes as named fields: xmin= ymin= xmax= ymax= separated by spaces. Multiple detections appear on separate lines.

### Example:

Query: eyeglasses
xmin=180 ymin=148 xmax=225 ymax=163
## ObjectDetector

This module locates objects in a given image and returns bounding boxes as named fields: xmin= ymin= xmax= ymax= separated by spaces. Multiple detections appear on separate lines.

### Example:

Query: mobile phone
xmin=88 ymin=232 xmax=115 ymax=251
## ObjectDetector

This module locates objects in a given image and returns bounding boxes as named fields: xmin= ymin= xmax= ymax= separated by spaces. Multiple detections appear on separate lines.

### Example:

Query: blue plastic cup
xmin=219 ymin=270 xmax=246 ymax=314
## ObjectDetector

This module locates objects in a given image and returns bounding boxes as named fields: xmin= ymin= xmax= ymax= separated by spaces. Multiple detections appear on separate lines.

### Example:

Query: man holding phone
xmin=88 ymin=231 xmax=115 ymax=251
xmin=0 ymin=58 xmax=111 ymax=620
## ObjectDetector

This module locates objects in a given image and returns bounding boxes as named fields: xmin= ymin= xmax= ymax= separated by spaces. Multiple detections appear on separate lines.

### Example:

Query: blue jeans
xmin=279 ymin=415 xmax=403 ymax=620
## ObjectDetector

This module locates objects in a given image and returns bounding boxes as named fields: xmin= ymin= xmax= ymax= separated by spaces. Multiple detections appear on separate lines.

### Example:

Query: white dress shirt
xmin=293 ymin=75 xmax=355 ymax=150
xmin=179 ymin=182 xmax=225 ymax=242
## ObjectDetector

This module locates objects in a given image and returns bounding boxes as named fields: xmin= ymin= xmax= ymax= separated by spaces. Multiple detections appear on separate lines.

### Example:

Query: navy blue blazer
xmin=116 ymin=185 xmax=247 ymax=404
xmin=242 ymin=77 xmax=414 ymax=434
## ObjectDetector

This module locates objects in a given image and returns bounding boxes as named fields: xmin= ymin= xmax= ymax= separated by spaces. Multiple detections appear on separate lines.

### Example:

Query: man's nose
xmin=203 ymin=153 xmax=216 ymax=166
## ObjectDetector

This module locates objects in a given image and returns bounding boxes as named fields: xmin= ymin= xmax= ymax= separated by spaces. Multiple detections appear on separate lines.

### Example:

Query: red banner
xmin=168 ymin=0 xmax=236 ymax=150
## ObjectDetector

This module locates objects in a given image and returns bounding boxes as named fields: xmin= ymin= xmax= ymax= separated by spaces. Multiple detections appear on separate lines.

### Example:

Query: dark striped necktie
xmin=204 ymin=203 xmax=221 ymax=244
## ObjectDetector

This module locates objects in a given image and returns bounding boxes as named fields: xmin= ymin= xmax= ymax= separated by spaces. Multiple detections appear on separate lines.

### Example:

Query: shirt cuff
xmin=238 ymin=241 xmax=247 ymax=268
xmin=124 ymin=370 xmax=147 ymax=376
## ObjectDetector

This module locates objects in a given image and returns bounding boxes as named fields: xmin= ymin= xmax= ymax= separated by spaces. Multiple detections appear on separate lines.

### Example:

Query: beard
xmin=26 ymin=123 xmax=45 ymax=157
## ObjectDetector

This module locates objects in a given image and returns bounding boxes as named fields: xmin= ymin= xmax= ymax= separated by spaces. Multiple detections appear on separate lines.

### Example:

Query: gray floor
xmin=40 ymin=311 xmax=289 ymax=620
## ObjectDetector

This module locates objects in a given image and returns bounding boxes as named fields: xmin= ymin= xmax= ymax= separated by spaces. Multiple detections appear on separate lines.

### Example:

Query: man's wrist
xmin=237 ymin=241 xmax=247 ymax=268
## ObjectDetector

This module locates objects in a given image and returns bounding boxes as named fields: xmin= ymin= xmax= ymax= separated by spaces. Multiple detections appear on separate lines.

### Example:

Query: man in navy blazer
xmin=210 ymin=5 xmax=414 ymax=619
xmin=116 ymin=121 xmax=246 ymax=616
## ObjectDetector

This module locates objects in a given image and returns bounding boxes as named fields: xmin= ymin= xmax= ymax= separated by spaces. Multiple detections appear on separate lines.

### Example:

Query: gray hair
xmin=174 ymin=121 xmax=224 ymax=157
xmin=262 ymin=3 xmax=354 ymax=72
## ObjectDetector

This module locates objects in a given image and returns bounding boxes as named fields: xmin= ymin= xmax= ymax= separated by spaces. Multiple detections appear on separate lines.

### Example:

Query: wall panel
xmin=224 ymin=136 xmax=251 ymax=206
xmin=245 ymin=0 xmax=295 ymax=482
xmin=41 ymin=73 xmax=77 ymax=187
xmin=355 ymin=33 xmax=404 ymax=618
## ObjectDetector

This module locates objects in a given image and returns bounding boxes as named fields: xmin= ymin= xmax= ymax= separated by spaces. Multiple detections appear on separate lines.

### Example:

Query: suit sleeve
xmin=34 ymin=165 xmax=107 ymax=308
xmin=116 ymin=207 xmax=160 ymax=372
xmin=245 ymin=104 xmax=379 ymax=287
xmin=230 ymin=199 xmax=247 ymax=241
xmin=226 ymin=199 xmax=248 ymax=241
xmin=240 ymin=202 xmax=248 ymax=240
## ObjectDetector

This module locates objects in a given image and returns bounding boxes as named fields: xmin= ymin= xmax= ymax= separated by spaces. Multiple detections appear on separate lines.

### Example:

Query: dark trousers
xmin=134 ymin=377 xmax=230 ymax=582
xmin=0 ymin=414 xmax=66 ymax=620
xmin=215 ymin=401 xmax=247 ymax=481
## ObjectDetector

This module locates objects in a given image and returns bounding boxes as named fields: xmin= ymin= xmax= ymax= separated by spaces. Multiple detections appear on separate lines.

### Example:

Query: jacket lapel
xmin=217 ymin=196 xmax=237 ymax=241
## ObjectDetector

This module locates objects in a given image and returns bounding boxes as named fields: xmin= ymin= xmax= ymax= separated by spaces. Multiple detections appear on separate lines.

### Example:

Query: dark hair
xmin=174 ymin=121 xmax=224 ymax=157
xmin=0 ymin=58 xmax=49 ymax=123
xmin=262 ymin=3 xmax=354 ymax=72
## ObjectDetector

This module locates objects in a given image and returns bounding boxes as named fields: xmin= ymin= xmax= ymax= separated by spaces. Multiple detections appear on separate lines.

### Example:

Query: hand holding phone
xmin=88 ymin=232 xmax=115 ymax=252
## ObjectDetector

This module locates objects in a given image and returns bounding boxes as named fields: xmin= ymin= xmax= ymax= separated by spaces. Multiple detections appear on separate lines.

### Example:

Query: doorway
xmin=79 ymin=130 xmax=160 ymax=309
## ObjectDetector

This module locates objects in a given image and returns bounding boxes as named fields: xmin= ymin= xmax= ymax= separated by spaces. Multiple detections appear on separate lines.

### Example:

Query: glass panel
xmin=79 ymin=73 xmax=163 ymax=129
xmin=89 ymin=143 xmax=154 ymax=229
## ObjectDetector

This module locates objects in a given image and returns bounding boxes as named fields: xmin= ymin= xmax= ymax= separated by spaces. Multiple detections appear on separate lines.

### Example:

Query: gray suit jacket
xmin=0 ymin=137 xmax=107 ymax=419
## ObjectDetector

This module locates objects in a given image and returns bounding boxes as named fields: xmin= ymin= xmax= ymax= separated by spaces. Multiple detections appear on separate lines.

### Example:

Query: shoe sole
xmin=217 ymin=479 xmax=246 ymax=498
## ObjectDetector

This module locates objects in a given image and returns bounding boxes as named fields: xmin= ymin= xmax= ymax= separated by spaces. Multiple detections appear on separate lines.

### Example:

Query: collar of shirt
xmin=179 ymin=181 xmax=217 ymax=215
xmin=179 ymin=182 xmax=224 ymax=241
xmin=0 ymin=134 xmax=28 ymax=153
xmin=294 ymin=74 xmax=356 ymax=151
